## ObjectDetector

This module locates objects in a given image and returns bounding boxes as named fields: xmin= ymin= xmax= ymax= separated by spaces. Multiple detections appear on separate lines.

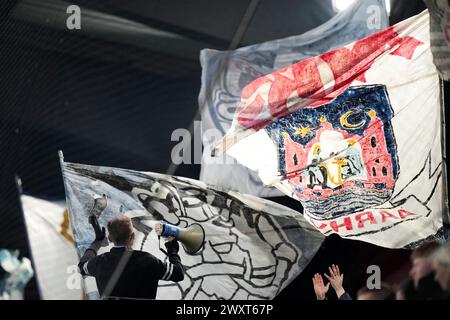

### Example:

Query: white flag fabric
xmin=21 ymin=195 xmax=82 ymax=300
xmin=200 ymin=0 xmax=388 ymax=197
xmin=60 ymin=161 xmax=324 ymax=299
xmin=425 ymin=0 xmax=450 ymax=80
xmin=219 ymin=11 xmax=446 ymax=249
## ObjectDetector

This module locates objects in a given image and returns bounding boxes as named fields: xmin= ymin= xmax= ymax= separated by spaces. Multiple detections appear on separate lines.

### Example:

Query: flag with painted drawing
xmin=425 ymin=0 xmax=450 ymax=80
xmin=60 ymin=160 xmax=324 ymax=300
xmin=217 ymin=10 xmax=447 ymax=249
xmin=21 ymin=195 xmax=83 ymax=300
xmin=200 ymin=0 xmax=388 ymax=197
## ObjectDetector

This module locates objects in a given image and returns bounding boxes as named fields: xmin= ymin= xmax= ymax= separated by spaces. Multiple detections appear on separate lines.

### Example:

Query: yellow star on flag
xmin=294 ymin=125 xmax=312 ymax=138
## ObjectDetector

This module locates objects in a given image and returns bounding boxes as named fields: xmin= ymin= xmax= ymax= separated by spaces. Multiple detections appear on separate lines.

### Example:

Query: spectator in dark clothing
xmin=312 ymin=264 xmax=351 ymax=300
xmin=410 ymin=242 xmax=440 ymax=287
xmin=396 ymin=242 xmax=444 ymax=300
xmin=78 ymin=215 xmax=184 ymax=299
xmin=431 ymin=241 xmax=450 ymax=299
xmin=398 ymin=273 xmax=444 ymax=300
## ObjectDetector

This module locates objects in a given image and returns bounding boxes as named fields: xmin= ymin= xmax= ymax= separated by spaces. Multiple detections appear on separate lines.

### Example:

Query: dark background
xmin=0 ymin=0 xmax=445 ymax=300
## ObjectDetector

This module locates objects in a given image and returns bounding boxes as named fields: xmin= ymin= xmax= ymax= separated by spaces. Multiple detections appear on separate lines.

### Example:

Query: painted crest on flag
xmin=265 ymin=85 xmax=398 ymax=219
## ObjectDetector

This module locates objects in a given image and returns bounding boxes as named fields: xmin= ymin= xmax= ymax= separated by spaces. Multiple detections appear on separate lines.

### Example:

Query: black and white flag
xmin=61 ymin=160 xmax=324 ymax=299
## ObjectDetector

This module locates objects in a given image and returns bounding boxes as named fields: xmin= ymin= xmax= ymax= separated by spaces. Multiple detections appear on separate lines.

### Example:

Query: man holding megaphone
xmin=78 ymin=215 xmax=185 ymax=299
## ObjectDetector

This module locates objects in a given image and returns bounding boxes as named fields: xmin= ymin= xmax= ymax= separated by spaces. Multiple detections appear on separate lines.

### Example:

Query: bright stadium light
xmin=332 ymin=0 xmax=357 ymax=12
xmin=385 ymin=0 xmax=391 ymax=15
xmin=333 ymin=0 xmax=391 ymax=15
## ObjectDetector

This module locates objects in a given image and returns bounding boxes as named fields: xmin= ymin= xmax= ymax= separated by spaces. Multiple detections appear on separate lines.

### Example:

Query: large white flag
xmin=200 ymin=0 xmax=388 ymax=197
xmin=60 ymin=160 xmax=324 ymax=299
xmin=218 ymin=11 xmax=447 ymax=248
xmin=21 ymin=195 xmax=82 ymax=300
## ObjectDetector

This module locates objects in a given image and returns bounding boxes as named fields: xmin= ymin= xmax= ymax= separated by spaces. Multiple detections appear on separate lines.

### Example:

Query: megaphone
xmin=154 ymin=222 xmax=205 ymax=255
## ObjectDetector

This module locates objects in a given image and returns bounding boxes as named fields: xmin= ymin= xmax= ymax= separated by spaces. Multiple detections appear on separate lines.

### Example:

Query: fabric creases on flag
xmin=200 ymin=0 xmax=388 ymax=197
xmin=60 ymin=161 xmax=324 ymax=300
xmin=222 ymin=10 xmax=447 ymax=249
xmin=21 ymin=195 xmax=82 ymax=300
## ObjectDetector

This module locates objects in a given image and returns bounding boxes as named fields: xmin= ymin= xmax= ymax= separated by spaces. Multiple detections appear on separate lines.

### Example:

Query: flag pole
xmin=14 ymin=175 xmax=42 ymax=300
xmin=58 ymin=151 xmax=70 ymax=204
xmin=440 ymin=79 xmax=450 ymax=226
xmin=58 ymin=151 xmax=73 ymax=225
xmin=58 ymin=151 xmax=96 ymax=300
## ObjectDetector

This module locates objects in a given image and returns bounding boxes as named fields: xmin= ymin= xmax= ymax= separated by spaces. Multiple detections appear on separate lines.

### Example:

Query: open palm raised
xmin=312 ymin=273 xmax=329 ymax=300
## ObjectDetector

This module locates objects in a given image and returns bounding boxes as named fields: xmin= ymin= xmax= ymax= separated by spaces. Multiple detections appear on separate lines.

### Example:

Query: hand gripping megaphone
xmin=154 ymin=222 xmax=205 ymax=255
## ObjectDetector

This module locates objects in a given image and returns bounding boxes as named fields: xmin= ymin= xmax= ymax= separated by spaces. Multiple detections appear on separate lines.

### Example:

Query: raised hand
xmin=88 ymin=215 xmax=108 ymax=247
xmin=324 ymin=264 xmax=345 ymax=298
xmin=312 ymin=273 xmax=329 ymax=300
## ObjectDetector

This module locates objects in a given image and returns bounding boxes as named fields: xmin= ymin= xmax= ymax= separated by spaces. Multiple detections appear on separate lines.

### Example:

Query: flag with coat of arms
xmin=216 ymin=10 xmax=448 ymax=248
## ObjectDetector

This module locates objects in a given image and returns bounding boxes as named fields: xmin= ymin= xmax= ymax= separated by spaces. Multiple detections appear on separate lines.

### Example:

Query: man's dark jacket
xmin=78 ymin=242 xmax=184 ymax=299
